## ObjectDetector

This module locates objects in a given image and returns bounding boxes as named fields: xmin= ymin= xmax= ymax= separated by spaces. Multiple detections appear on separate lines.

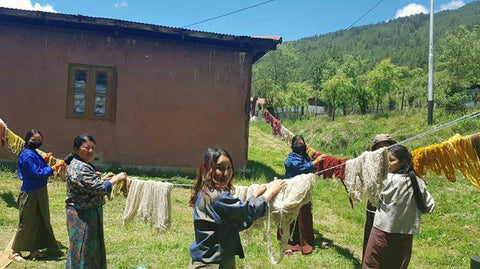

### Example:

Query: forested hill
xmin=284 ymin=1 xmax=479 ymax=70
xmin=252 ymin=2 xmax=480 ymax=118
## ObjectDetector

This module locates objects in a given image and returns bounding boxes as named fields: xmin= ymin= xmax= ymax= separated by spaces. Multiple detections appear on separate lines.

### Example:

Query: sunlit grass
xmin=1 ymin=109 xmax=479 ymax=268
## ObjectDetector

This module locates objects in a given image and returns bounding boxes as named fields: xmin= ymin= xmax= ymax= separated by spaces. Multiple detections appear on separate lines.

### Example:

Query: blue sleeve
xmin=18 ymin=152 xmax=53 ymax=180
xmin=285 ymin=153 xmax=314 ymax=178
xmin=213 ymin=192 xmax=267 ymax=229
xmin=104 ymin=180 xmax=112 ymax=193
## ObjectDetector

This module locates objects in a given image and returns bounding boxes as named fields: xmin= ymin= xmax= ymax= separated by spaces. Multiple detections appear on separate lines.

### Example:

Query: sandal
xmin=9 ymin=252 xmax=26 ymax=262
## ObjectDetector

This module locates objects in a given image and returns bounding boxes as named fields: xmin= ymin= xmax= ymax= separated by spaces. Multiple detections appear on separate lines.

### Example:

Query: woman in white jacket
xmin=363 ymin=144 xmax=435 ymax=269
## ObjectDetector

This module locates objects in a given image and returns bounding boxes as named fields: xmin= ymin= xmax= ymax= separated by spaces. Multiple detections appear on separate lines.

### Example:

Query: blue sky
xmin=0 ymin=0 xmax=476 ymax=41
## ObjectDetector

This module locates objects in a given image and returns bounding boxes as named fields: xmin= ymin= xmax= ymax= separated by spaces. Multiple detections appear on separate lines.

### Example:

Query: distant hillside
xmin=270 ymin=1 xmax=480 ymax=74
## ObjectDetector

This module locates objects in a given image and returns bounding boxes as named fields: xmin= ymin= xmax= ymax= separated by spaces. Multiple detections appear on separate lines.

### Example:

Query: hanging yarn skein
xmin=0 ymin=119 xmax=67 ymax=181
xmin=242 ymin=173 xmax=316 ymax=264
xmin=411 ymin=133 xmax=480 ymax=188
xmin=344 ymin=147 xmax=389 ymax=206
xmin=123 ymin=179 xmax=173 ymax=231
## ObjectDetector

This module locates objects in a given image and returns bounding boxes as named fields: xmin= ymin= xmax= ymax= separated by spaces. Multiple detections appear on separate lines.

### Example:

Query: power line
xmin=182 ymin=0 xmax=275 ymax=28
xmin=346 ymin=0 xmax=386 ymax=30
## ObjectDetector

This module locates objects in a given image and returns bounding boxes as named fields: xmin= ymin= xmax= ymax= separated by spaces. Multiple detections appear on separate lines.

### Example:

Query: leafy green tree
xmin=365 ymin=59 xmax=400 ymax=113
xmin=439 ymin=25 xmax=480 ymax=87
xmin=321 ymin=71 xmax=354 ymax=120
xmin=437 ymin=25 xmax=480 ymax=113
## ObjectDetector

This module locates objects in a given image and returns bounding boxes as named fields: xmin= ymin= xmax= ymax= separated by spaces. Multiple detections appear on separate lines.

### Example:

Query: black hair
xmin=23 ymin=129 xmax=42 ymax=148
xmin=64 ymin=134 xmax=96 ymax=165
xmin=389 ymin=144 xmax=427 ymax=213
xmin=291 ymin=135 xmax=310 ymax=160
xmin=189 ymin=147 xmax=235 ymax=207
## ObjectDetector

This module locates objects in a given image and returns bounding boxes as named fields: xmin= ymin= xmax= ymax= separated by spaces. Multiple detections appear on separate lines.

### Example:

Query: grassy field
xmin=1 ymin=109 xmax=479 ymax=268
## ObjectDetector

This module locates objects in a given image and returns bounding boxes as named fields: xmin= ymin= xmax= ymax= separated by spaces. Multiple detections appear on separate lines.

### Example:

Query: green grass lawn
xmin=1 ymin=111 xmax=479 ymax=268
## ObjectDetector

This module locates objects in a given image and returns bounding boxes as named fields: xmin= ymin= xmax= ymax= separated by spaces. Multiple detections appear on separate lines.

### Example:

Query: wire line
xmin=183 ymin=0 xmax=275 ymax=28
xmin=346 ymin=0 xmax=386 ymax=30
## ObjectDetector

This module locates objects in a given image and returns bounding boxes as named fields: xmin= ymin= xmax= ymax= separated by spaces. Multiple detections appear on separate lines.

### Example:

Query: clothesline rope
xmin=313 ymin=109 xmax=480 ymax=176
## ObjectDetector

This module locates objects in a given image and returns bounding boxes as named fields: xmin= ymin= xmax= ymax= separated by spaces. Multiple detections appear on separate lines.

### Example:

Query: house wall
xmin=0 ymin=23 xmax=253 ymax=168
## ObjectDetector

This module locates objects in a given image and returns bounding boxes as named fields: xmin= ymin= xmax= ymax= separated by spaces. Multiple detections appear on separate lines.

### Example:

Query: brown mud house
xmin=0 ymin=7 xmax=281 ymax=169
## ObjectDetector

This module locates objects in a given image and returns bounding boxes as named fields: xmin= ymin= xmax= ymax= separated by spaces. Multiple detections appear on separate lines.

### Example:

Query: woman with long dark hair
xmin=189 ymin=147 xmax=285 ymax=268
xmin=10 ymin=129 xmax=63 ymax=262
xmin=363 ymin=144 xmax=435 ymax=268
xmin=65 ymin=134 xmax=127 ymax=269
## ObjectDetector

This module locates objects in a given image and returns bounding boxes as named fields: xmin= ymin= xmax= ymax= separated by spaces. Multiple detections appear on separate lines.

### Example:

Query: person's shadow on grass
xmin=0 ymin=191 xmax=17 ymax=208
xmin=314 ymin=230 xmax=361 ymax=269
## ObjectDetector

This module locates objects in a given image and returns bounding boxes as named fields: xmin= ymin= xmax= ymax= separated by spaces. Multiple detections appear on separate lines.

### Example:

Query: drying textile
xmin=0 ymin=119 xmax=66 ymax=181
xmin=344 ymin=148 xmax=389 ymax=206
xmin=244 ymin=173 xmax=316 ymax=264
xmin=411 ymin=133 xmax=480 ymax=188
xmin=123 ymin=179 xmax=173 ymax=231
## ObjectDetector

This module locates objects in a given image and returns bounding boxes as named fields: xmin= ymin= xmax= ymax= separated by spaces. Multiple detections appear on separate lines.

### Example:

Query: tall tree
xmin=365 ymin=59 xmax=400 ymax=113
xmin=321 ymin=71 xmax=354 ymax=120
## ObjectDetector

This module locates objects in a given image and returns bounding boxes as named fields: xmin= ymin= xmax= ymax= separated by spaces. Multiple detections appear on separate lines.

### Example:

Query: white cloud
xmin=440 ymin=0 xmax=464 ymax=11
xmin=114 ymin=0 xmax=128 ymax=8
xmin=395 ymin=3 xmax=429 ymax=18
xmin=0 ymin=0 xmax=56 ymax=12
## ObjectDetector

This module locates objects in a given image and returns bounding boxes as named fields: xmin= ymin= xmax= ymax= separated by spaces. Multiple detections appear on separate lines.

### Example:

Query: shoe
xmin=9 ymin=252 xmax=26 ymax=262
xmin=284 ymin=249 xmax=294 ymax=255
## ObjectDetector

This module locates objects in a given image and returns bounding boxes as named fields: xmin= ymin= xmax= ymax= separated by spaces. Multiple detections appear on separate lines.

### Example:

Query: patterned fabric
xmin=17 ymin=148 xmax=53 ymax=192
xmin=12 ymin=186 xmax=57 ymax=251
xmin=66 ymin=206 xmax=106 ymax=269
xmin=190 ymin=190 xmax=267 ymax=264
xmin=65 ymin=156 xmax=112 ymax=210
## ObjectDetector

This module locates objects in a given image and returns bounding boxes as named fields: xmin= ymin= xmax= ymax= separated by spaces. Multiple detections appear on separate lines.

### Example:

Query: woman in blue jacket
xmin=283 ymin=135 xmax=323 ymax=255
xmin=10 ymin=129 xmax=63 ymax=262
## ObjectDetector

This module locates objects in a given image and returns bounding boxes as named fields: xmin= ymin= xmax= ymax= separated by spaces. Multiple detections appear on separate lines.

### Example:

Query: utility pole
xmin=427 ymin=0 xmax=434 ymax=125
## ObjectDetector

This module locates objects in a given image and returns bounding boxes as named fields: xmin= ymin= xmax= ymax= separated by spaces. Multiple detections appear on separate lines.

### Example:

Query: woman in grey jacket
xmin=363 ymin=144 xmax=435 ymax=269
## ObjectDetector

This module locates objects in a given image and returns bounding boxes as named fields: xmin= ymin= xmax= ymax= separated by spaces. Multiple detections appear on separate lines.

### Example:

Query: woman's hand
xmin=102 ymin=172 xmax=115 ymax=180
xmin=253 ymin=184 xmax=267 ymax=197
xmin=262 ymin=179 xmax=286 ymax=202
xmin=43 ymin=152 xmax=53 ymax=162
xmin=312 ymin=154 xmax=326 ymax=166
xmin=110 ymin=172 xmax=128 ymax=185
xmin=52 ymin=160 xmax=65 ymax=172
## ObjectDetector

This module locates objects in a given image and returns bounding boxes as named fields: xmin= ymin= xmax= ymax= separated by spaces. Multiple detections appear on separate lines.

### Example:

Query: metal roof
xmin=0 ymin=7 xmax=281 ymax=62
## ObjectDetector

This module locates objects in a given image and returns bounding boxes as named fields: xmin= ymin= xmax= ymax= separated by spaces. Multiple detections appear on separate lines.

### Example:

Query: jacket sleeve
xmin=285 ymin=154 xmax=314 ymax=175
xmin=419 ymin=177 xmax=435 ymax=213
xmin=20 ymin=155 xmax=53 ymax=179
xmin=213 ymin=193 xmax=267 ymax=230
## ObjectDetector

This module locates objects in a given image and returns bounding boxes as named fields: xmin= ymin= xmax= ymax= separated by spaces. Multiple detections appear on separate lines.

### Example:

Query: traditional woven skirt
xmin=362 ymin=201 xmax=377 ymax=262
xmin=283 ymin=202 xmax=314 ymax=255
xmin=12 ymin=185 xmax=57 ymax=252
xmin=66 ymin=206 xmax=106 ymax=269
xmin=363 ymin=227 xmax=413 ymax=269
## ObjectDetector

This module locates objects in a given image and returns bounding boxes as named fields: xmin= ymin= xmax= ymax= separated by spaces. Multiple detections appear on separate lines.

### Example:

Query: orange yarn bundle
xmin=411 ymin=134 xmax=480 ymax=188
